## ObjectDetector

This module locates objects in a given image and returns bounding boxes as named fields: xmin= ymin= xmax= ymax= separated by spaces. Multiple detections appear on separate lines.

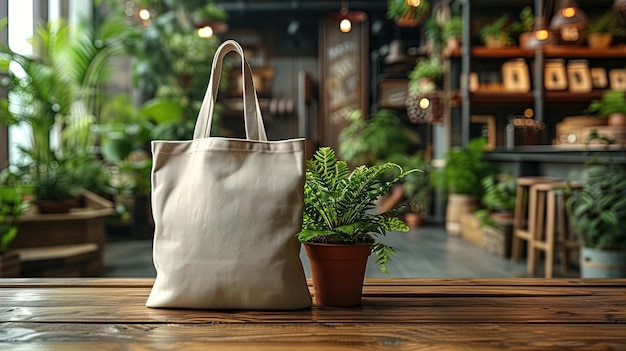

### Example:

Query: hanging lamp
xmin=334 ymin=0 xmax=367 ymax=33
xmin=549 ymin=0 xmax=588 ymax=44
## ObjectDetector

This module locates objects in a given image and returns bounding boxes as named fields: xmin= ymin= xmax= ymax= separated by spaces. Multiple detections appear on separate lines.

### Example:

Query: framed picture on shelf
xmin=470 ymin=115 xmax=496 ymax=150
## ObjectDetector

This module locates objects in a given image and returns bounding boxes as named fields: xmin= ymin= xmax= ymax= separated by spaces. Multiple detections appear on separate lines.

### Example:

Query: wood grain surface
xmin=1 ymin=278 xmax=625 ymax=350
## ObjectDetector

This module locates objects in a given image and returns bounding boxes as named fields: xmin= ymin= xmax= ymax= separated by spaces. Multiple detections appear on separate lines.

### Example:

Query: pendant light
xmin=335 ymin=0 xmax=367 ymax=33
xmin=549 ymin=0 xmax=588 ymax=44
xmin=525 ymin=17 xmax=557 ymax=49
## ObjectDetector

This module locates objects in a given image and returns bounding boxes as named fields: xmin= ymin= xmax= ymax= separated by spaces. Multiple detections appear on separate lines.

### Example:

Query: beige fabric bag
xmin=146 ymin=40 xmax=312 ymax=310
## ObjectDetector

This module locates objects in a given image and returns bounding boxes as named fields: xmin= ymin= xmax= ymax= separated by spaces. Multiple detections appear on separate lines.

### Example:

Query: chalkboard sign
xmin=319 ymin=16 xmax=369 ymax=152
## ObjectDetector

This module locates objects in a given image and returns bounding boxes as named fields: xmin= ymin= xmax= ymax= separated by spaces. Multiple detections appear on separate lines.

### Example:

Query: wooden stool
xmin=527 ymin=181 xmax=582 ymax=278
xmin=511 ymin=177 xmax=561 ymax=263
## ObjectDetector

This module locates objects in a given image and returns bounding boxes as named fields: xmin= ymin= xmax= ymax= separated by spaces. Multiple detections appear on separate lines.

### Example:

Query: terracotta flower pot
xmin=608 ymin=112 xmax=626 ymax=127
xmin=304 ymin=243 xmax=371 ymax=307
xmin=587 ymin=33 xmax=612 ymax=49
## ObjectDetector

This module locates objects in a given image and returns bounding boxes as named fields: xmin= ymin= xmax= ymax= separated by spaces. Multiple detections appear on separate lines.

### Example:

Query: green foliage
xmin=587 ymin=10 xmax=626 ymax=35
xmin=431 ymin=138 xmax=494 ymax=197
xmin=588 ymin=90 xmax=626 ymax=116
xmin=443 ymin=16 xmax=463 ymax=40
xmin=0 ymin=17 xmax=124 ymax=200
xmin=424 ymin=17 xmax=443 ymax=50
xmin=298 ymin=147 xmax=419 ymax=273
xmin=0 ymin=171 xmax=27 ymax=253
xmin=510 ymin=6 xmax=534 ymax=35
xmin=481 ymin=173 xmax=516 ymax=213
xmin=566 ymin=162 xmax=626 ymax=249
xmin=408 ymin=56 xmax=443 ymax=93
xmin=385 ymin=152 xmax=431 ymax=214
xmin=479 ymin=15 xmax=514 ymax=46
xmin=338 ymin=109 xmax=419 ymax=167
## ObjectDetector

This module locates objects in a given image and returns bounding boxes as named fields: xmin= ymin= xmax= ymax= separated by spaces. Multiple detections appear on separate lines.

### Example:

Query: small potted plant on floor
xmin=431 ymin=138 xmax=495 ymax=235
xmin=298 ymin=147 xmax=418 ymax=307
xmin=566 ymin=160 xmax=626 ymax=277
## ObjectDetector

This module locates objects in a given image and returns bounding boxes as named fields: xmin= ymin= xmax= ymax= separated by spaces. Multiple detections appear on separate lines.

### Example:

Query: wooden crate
xmin=12 ymin=191 xmax=115 ymax=276
xmin=460 ymin=212 xmax=484 ymax=248
xmin=483 ymin=221 xmax=514 ymax=258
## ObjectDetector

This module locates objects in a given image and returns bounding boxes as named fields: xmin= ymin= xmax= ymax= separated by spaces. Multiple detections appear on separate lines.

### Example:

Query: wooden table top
xmin=1 ymin=278 xmax=625 ymax=350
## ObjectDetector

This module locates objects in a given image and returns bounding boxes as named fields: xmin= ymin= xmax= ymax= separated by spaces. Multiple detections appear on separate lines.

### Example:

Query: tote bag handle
xmin=192 ymin=40 xmax=267 ymax=141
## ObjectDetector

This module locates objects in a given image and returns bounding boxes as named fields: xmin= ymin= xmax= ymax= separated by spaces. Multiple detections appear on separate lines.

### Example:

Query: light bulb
xmin=198 ymin=26 xmax=214 ymax=38
xmin=418 ymin=97 xmax=430 ymax=109
xmin=407 ymin=0 xmax=422 ymax=7
xmin=535 ymin=29 xmax=549 ymax=41
xmin=562 ymin=7 xmax=576 ymax=18
xmin=340 ymin=19 xmax=352 ymax=33
xmin=138 ymin=9 xmax=151 ymax=21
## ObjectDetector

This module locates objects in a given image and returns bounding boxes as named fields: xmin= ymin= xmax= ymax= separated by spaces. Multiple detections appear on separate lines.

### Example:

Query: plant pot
xmin=587 ymin=33 xmax=613 ymax=48
xmin=304 ymin=243 xmax=371 ymax=307
xmin=484 ymin=34 xmax=507 ymax=48
xmin=403 ymin=212 xmax=424 ymax=228
xmin=608 ymin=112 xmax=626 ymax=127
xmin=580 ymin=247 xmax=626 ymax=278
xmin=518 ymin=32 xmax=532 ymax=49
xmin=446 ymin=193 xmax=479 ymax=235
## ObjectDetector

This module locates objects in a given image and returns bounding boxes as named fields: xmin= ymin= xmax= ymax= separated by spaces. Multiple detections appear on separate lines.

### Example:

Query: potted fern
xmin=298 ymin=147 xmax=418 ymax=307
xmin=587 ymin=90 xmax=626 ymax=126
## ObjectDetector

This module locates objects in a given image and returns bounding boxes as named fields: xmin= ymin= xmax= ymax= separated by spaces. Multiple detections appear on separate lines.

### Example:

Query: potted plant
xmin=298 ymin=147 xmax=418 ymax=307
xmin=408 ymin=56 xmax=444 ymax=94
xmin=588 ymin=90 xmax=626 ymax=126
xmin=480 ymin=173 xmax=516 ymax=220
xmin=0 ymin=18 xmax=124 ymax=211
xmin=423 ymin=17 xmax=443 ymax=55
xmin=566 ymin=161 xmax=626 ymax=277
xmin=0 ymin=170 xmax=26 ymax=277
xmin=479 ymin=15 xmax=514 ymax=48
xmin=386 ymin=0 xmax=430 ymax=27
xmin=431 ymin=138 xmax=495 ymax=235
xmin=338 ymin=109 xmax=420 ymax=167
xmin=586 ymin=10 xmax=623 ymax=48
xmin=510 ymin=6 xmax=534 ymax=49
xmin=442 ymin=15 xmax=463 ymax=56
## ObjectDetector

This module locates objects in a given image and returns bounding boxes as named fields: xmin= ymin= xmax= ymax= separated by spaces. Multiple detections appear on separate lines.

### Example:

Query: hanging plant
xmin=386 ymin=0 xmax=431 ymax=27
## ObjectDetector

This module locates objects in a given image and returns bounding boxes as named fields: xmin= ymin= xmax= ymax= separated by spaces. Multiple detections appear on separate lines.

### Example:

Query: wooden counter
xmin=1 ymin=278 xmax=625 ymax=350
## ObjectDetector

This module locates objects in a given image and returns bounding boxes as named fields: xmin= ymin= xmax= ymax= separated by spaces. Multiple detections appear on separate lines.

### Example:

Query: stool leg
xmin=527 ymin=187 xmax=540 ymax=276
xmin=557 ymin=193 xmax=567 ymax=273
xmin=511 ymin=184 xmax=526 ymax=262
xmin=545 ymin=191 xmax=556 ymax=278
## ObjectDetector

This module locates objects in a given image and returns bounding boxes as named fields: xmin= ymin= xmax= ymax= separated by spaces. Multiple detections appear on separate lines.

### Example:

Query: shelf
xmin=471 ymin=45 xmax=626 ymax=59
xmin=472 ymin=47 xmax=534 ymax=58
xmin=470 ymin=91 xmax=533 ymax=105
xmin=544 ymin=91 xmax=604 ymax=103
xmin=543 ymin=46 xmax=626 ymax=58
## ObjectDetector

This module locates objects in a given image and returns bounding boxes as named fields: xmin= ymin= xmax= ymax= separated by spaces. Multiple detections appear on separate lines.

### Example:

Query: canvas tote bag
xmin=146 ymin=40 xmax=312 ymax=310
